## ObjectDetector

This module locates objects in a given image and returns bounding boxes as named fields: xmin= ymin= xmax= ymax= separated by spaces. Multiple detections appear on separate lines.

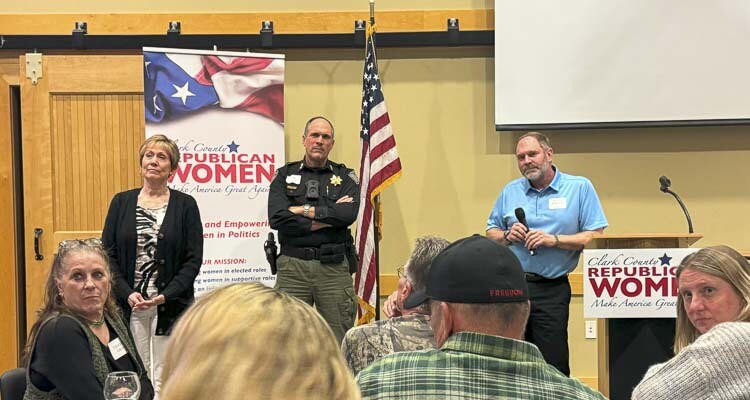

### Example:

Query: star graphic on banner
xmin=659 ymin=253 xmax=672 ymax=266
xmin=171 ymin=82 xmax=196 ymax=106
xmin=227 ymin=141 xmax=240 ymax=152
xmin=152 ymin=95 xmax=163 ymax=113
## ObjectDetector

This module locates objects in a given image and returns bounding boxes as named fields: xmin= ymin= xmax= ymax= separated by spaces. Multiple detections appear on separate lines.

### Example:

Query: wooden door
xmin=20 ymin=55 xmax=145 ymax=329
xmin=0 ymin=57 xmax=21 ymax=370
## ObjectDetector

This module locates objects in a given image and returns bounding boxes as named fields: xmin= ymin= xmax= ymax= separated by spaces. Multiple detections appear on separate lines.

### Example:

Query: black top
xmin=29 ymin=317 xmax=137 ymax=400
xmin=102 ymin=188 xmax=204 ymax=335
xmin=268 ymin=160 xmax=360 ymax=248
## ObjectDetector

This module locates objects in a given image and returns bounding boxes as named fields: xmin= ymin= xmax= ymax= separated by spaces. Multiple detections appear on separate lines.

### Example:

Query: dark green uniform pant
xmin=275 ymin=255 xmax=356 ymax=344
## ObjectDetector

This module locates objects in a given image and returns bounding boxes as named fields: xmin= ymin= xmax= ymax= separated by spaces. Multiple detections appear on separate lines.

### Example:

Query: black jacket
xmin=102 ymin=188 xmax=203 ymax=335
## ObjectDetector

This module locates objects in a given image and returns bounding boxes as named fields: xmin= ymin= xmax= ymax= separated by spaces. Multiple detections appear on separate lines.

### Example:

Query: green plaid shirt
xmin=356 ymin=332 xmax=606 ymax=400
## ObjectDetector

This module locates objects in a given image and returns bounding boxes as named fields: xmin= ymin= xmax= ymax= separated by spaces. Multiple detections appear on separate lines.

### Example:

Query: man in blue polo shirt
xmin=486 ymin=131 xmax=608 ymax=376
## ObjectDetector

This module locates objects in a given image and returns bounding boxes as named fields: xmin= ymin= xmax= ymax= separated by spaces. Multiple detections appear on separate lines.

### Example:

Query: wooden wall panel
xmin=50 ymin=94 xmax=143 ymax=231
xmin=0 ymin=61 xmax=20 ymax=371
xmin=0 ymin=0 xmax=484 ymax=14
xmin=0 ymin=10 xmax=492 ymax=35
xmin=0 ymin=57 xmax=21 ymax=85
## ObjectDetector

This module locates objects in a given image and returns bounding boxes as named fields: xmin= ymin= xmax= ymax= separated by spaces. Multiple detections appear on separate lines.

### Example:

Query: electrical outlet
xmin=585 ymin=320 xmax=597 ymax=339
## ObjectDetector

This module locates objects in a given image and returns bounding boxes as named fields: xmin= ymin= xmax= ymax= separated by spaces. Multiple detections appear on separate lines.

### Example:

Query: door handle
xmin=34 ymin=228 xmax=44 ymax=260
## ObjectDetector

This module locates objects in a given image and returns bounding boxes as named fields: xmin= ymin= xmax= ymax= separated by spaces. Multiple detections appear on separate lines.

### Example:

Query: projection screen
xmin=494 ymin=1 xmax=750 ymax=130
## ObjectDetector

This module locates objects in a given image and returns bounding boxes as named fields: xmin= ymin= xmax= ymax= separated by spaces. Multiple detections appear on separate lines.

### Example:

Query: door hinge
xmin=25 ymin=53 xmax=43 ymax=85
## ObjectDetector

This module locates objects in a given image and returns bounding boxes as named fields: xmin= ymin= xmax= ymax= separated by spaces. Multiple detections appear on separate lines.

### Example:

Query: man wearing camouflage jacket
xmin=341 ymin=236 xmax=449 ymax=375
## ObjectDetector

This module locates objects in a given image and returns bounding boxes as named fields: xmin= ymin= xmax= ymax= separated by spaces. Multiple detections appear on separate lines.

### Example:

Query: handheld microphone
xmin=659 ymin=175 xmax=671 ymax=193
xmin=514 ymin=207 xmax=535 ymax=256
xmin=658 ymin=175 xmax=694 ymax=234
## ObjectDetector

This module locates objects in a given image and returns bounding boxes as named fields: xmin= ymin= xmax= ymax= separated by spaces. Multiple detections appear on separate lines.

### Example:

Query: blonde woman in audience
xmin=632 ymin=245 xmax=750 ymax=399
xmin=160 ymin=282 xmax=361 ymax=400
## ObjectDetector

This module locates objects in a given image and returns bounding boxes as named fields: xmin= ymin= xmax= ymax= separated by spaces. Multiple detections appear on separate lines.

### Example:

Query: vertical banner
xmin=143 ymin=47 xmax=285 ymax=296
xmin=583 ymin=248 xmax=699 ymax=318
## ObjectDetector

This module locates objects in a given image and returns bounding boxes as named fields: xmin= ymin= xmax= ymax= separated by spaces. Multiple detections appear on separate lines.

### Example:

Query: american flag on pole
xmin=354 ymin=28 xmax=403 ymax=325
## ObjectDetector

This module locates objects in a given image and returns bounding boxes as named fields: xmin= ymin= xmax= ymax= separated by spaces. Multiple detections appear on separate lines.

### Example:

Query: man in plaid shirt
xmin=355 ymin=235 xmax=606 ymax=400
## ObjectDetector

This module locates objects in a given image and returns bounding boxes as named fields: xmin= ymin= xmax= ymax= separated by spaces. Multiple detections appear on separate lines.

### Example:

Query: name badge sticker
xmin=286 ymin=175 xmax=301 ymax=184
xmin=549 ymin=197 xmax=567 ymax=210
xmin=109 ymin=337 xmax=127 ymax=360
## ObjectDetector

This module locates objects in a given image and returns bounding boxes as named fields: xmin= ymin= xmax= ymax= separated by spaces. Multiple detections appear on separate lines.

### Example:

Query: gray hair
xmin=518 ymin=131 xmax=552 ymax=150
xmin=23 ymin=239 xmax=119 ymax=366
xmin=405 ymin=236 xmax=450 ymax=294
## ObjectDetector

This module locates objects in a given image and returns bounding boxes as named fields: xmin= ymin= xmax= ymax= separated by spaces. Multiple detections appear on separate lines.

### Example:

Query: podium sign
xmin=583 ymin=248 xmax=698 ymax=318
xmin=585 ymin=234 xmax=702 ymax=400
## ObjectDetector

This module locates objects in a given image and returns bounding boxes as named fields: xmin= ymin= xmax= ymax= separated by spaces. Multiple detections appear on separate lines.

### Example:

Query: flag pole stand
xmin=373 ymin=194 xmax=381 ymax=321
xmin=370 ymin=0 xmax=381 ymax=322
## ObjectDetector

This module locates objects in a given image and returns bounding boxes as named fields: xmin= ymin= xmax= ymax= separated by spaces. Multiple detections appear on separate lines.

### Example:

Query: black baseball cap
xmin=403 ymin=234 xmax=528 ymax=309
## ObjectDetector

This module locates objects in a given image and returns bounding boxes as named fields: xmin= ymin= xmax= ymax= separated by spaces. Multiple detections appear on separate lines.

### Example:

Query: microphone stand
xmin=661 ymin=187 xmax=694 ymax=234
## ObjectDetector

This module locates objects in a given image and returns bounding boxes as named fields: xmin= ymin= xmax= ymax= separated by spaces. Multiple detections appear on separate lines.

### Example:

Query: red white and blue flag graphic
xmin=144 ymin=50 xmax=284 ymax=125
xmin=354 ymin=32 xmax=403 ymax=324
xmin=143 ymin=47 xmax=285 ymax=297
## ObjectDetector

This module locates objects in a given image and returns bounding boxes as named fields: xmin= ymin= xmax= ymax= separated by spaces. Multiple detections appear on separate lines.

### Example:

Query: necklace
xmin=85 ymin=315 xmax=106 ymax=328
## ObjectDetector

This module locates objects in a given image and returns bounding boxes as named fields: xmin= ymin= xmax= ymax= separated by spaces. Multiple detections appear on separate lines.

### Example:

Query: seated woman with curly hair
xmin=24 ymin=238 xmax=154 ymax=400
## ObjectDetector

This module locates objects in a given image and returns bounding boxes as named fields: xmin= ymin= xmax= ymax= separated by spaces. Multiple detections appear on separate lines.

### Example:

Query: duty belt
xmin=281 ymin=246 xmax=322 ymax=260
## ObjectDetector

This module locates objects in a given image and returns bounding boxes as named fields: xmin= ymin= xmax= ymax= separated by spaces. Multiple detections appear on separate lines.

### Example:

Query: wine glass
xmin=103 ymin=371 xmax=141 ymax=400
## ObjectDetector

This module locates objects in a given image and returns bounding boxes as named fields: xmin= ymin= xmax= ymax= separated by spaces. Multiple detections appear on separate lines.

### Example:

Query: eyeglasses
xmin=397 ymin=266 xmax=405 ymax=279
xmin=58 ymin=238 xmax=103 ymax=250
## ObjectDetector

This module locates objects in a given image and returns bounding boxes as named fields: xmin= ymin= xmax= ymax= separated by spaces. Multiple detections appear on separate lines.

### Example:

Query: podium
xmin=587 ymin=233 xmax=702 ymax=400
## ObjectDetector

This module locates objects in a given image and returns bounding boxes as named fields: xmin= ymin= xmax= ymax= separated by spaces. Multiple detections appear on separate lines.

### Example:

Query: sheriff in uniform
xmin=268 ymin=116 xmax=360 ymax=342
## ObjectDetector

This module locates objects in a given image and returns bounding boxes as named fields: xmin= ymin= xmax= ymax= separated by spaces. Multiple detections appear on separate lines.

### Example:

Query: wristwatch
xmin=303 ymin=204 xmax=311 ymax=217
xmin=503 ymin=229 xmax=511 ymax=241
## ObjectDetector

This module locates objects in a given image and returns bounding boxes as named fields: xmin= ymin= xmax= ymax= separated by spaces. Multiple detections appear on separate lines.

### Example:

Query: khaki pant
xmin=275 ymin=255 xmax=356 ymax=344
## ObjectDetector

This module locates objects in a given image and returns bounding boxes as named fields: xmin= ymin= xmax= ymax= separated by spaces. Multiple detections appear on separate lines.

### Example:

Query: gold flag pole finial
xmin=369 ymin=0 xmax=375 ymax=25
